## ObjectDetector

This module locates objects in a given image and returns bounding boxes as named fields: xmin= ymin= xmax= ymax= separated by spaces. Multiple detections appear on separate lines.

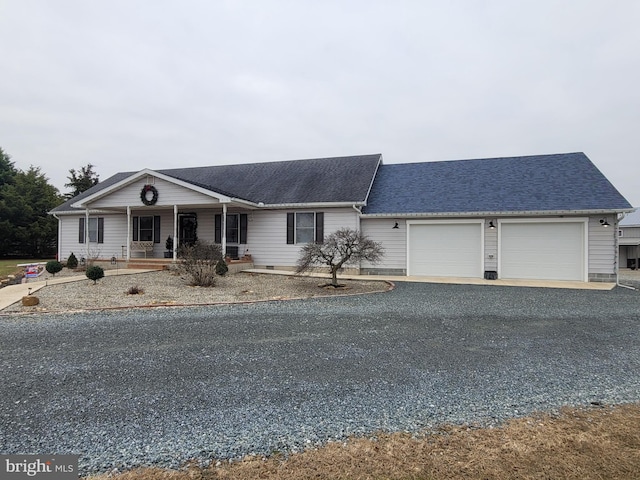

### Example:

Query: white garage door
xmin=500 ymin=222 xmax=585 ymax=281
xmin=408 ymin=223 xmax=483 ymax=277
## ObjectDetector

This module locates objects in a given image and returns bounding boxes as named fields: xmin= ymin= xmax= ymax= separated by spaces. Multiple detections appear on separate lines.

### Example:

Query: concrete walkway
xmin=0 ymin=267 xmax=618 ymax=312
xmin=244 ymin=268 xmax=617 ymax=291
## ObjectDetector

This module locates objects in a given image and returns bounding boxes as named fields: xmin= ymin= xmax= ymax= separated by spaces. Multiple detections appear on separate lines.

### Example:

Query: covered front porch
xmin=70 ymin=168 xmax=258 ymax=263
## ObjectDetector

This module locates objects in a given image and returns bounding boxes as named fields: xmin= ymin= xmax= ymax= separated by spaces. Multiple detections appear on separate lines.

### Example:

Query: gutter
xmin=360 ymin=208 xmax=636 ymax=218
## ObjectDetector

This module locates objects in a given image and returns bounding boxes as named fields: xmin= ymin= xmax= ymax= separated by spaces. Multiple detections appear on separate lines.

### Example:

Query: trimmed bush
xmin=178 ymin=241 xmax=223 ymax=287
xmin=67 ymin=252 xmax=78 ymax=269
xmin=86 ymin=265 xmax=105 ymax=284
xmin=45 ymin=260 xmax=63 ymax=276
xmin=216 ymin=259 xmax=229 ymax=276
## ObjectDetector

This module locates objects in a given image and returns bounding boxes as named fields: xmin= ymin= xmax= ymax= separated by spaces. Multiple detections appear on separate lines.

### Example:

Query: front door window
xmin=179 ymin=214 xmax=198 ymax=247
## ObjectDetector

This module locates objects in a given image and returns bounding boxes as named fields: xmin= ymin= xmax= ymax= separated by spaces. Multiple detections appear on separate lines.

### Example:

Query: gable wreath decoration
xmin=140 ymin=185 xmax=159 ymax=205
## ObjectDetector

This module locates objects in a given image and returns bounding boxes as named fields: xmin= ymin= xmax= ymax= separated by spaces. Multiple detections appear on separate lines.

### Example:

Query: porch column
xmin=222 ymin=203 xmax=227 ymax=257
xmin=173 ymin=205 xmax=178 ymax=261
xmin=126 ymin=206 xmax=131 ymax=261
xmin=85 ymin=208 xmax=90 ymax=261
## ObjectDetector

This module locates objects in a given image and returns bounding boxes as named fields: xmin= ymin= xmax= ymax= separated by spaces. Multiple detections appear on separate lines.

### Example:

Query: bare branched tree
xmin=296 ymin=228 xmax=384 ymax=287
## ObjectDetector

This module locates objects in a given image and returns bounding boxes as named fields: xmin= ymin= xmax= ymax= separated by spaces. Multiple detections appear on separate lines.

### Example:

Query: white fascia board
xmin=48 ymin=208 xmax=113 ymax=215
xmin=260 ymin=201 xmax=366 ymax=209
xmin=71 ymin=168 xmax=236 ymax=208
xmin=360 ymin=208 xmax=636 ymax=218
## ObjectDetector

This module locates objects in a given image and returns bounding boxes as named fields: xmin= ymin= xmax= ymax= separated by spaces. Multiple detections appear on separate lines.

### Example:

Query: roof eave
xmin=261 ymin=201 xmax=367 ymax=209
xmin=360 ymin=208 xmax=636 ymax=218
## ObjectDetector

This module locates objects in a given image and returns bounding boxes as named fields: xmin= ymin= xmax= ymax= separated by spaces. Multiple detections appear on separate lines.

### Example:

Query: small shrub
xmin=45 ymin=260 xmax=63 ymax=276
xmin=67 ymin=252 xmax=78 ymax=269
xmin=178 ymin=241 xmax=223 ymax=287
xmin=127 ymin=285 xmax=144 ymax=295
xmin=216 ymin=259 xmax=229 ymax=276
xmin=86 ymin=265 xmax=105 ymax=284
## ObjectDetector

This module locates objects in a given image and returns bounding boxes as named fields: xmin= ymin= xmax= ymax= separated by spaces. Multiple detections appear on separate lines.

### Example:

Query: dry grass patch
xmin=86 ymin=403 xmax=640 ymax=480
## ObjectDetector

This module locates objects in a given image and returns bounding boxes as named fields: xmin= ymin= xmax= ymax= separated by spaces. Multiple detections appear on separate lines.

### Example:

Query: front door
xmin=179 ymin=214 xmax=198 ymax=247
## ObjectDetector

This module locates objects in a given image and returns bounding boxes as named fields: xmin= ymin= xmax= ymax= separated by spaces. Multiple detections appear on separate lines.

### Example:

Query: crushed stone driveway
xmin=1 ymin=282 xmax=640 ymax=474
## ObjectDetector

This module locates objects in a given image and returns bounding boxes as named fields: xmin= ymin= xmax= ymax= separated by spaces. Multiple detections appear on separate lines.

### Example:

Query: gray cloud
xmin=1 ymin=0 xmax=638 ymax=205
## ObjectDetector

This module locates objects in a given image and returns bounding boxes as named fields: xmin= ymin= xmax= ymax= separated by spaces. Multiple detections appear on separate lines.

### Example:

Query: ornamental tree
xmin=296 ymin=228 xmax=384 ymax=287
xmin=86 ymin=265 xmax=105 ymax=284
xmin=45 ymin=260 xmax=63 ymax=276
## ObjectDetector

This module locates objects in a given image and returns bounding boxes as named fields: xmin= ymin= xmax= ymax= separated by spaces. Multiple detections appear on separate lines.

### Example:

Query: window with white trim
xmin=286 ymin=212 xmax=324 ymax=244
xmin=79 ymin=217 xmax=104 ymax=244
xmin=132 ymin=215 xmax=161 ymax=243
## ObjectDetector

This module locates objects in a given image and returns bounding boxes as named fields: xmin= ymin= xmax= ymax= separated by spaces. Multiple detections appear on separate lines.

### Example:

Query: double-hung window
xmin=132 ymin=215 xmax=161 ymax=243
xmin=286 ymin=212 xmax=324 ymax=244
xmin=79 ymin=217 xmax=104 ymax=243
xmin=215 ymin=213 xmax=248 ymax=244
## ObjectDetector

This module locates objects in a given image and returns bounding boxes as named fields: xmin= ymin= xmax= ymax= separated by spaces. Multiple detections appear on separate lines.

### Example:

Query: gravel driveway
xmin=1 ymin=282 xmax=639 ymax=474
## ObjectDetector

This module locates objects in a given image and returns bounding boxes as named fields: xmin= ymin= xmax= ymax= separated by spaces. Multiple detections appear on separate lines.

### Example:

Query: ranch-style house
xmin=50 ymin=152 xmax=634 ymax=283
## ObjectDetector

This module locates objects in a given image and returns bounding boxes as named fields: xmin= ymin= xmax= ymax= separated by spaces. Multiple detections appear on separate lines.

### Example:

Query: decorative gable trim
xmin=71 ymin=168 xmax=242 ymax=209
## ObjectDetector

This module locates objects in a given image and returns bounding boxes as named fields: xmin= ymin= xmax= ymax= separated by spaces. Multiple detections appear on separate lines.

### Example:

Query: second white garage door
xmin=499 ymin=221 xmax=586 ymax=281
xmin=408 ymin=222 xmax=483 ymax=277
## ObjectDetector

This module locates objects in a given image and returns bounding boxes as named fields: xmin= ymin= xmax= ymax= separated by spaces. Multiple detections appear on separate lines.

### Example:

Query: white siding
xmin=89 ymin=177 xmax=220 ymax=209
xmin=484 ymin=223 xmax=498 ymax=271
xmin=621 ymin=226 xmax=640 ymax=238
xmin=247 ymin=208 xmax=359 ymax=268
xmin=360 ymin=218 xmax=407 ymax=271
xmin=57 ymin=214 xmax=128 ymax=261
xmin=588 ymin=215 xmax=616 ymax=275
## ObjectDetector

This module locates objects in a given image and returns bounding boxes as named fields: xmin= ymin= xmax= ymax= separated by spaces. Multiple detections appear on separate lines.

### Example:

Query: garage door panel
xmin=409 ymin=223 xmax=482 ymax=277
xmin=500 ymin=222 xmax=584 ymax=281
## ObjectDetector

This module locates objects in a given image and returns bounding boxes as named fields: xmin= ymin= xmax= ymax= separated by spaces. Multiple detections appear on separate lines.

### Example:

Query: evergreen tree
xmin=0 ymin=149 xmax=62 ymax=257
xmin=64 ymin=163 xmax=99 ymax=198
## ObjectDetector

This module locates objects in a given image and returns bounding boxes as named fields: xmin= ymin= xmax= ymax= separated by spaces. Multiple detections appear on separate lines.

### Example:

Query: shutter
xmin=133 ymin=217 xmax=139 ymax=241
xmin=97 ymin=218 xmax=104 ymax=244
xmin=240 ymin=214 xmax=248 ymax=244
xmin=286 ymin=213 xmax=295 ymax=244
xmin=153 ymin=216 xmax=161 ymax=243
xmin=315 ymin=212 xmax=324 ymax=244
xmin=215 ymin=214 xmax=222 ymax=244
xmin=79 ymin=217 xmax=85 ymax=244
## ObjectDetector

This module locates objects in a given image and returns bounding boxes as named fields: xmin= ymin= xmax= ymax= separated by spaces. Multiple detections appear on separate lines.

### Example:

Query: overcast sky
xmin=1 ymin=0 xmax=638 ymax=206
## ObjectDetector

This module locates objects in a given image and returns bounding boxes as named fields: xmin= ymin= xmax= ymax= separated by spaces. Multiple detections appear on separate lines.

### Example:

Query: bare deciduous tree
xmin=296 ymin=228 xmax=384 ymax=287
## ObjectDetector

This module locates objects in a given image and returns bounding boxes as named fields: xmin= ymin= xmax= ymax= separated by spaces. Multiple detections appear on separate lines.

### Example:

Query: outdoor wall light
xmin=600 ymin=219 xmax=610 ymax=227
xmin=488 ymin=221 xmax=496 ymax=229
xmin=392 ymin=222 xmax=399 ymax=229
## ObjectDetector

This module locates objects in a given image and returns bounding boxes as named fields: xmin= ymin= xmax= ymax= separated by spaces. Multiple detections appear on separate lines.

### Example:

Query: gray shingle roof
xmin=363 ymin=152 xmax=632 ymax=215
xmin=160 ymin=154 xmax=381 ymax=204
xmin=51 ymin=154 xmax=382 ymax=213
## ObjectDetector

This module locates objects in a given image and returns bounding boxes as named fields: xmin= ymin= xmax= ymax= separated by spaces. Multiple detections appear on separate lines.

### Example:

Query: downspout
xmin=352 ymin=204 xmax=362 ymax=272
xmin=85 ymin=208 xmax=90 ymax=261
xmin=52 ymin=213 xmax=61 ymax=260
xmin=126 ymin=206 xmax=131 ymax=261
xmin=222 ymin=203 xmax=227 ymax=257
xmin=615 ymin=212 xmax=637 ymax=290
xmin=173 ymin=205 xmax=178 ymax=261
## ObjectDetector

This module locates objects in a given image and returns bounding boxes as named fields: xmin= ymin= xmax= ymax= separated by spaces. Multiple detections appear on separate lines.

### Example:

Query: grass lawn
xmin=0 ymin=258 xmax=53 ymax=279
xmin=86 ymin=403 xmax=640 ymax=479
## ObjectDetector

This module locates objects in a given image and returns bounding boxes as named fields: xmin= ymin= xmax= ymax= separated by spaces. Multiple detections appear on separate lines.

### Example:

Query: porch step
xmin=126 ymin=261 xmax=171 ymax=271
